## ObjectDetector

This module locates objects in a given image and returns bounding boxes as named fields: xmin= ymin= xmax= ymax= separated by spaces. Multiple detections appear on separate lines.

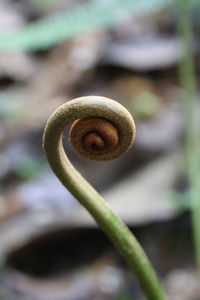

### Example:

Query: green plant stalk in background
xmin=43 ymin=96 xmax=167 ymax=300
xmin=176 ymin=0 xmax=200 ymax=274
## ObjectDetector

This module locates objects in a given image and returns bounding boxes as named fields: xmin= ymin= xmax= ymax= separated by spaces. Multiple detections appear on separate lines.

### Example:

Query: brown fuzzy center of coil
xmin=69 ymin=117 xmax=119 ymax=156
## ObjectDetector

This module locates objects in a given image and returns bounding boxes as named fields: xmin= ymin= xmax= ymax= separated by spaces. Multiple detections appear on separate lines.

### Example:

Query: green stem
xmin=43 ymin=96 xmax=166 ymax=300
xmin=176 ymin=0 xmax=200 ymax=273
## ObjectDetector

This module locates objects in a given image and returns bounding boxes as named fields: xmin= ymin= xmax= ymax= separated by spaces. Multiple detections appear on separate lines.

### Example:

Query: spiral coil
xmin=44 ymin=96 xmax=135 ymax=161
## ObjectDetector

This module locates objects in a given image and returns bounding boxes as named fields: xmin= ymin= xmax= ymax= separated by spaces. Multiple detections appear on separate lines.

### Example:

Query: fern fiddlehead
xmin=43 ymin=96 xmax=166 ymax=300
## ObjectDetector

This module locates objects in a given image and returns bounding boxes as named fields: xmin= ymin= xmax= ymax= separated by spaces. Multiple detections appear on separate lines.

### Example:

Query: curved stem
xmin=43 ymin=96 xmax=166 ymax=300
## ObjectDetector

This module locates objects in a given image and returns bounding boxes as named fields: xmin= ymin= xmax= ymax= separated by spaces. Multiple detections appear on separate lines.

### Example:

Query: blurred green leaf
xmin=127 ymin=91 xmax=162 ymax=120
xmin=0 ymin=0 xmax=173 ymax=51
xmin=167 ymin=190 xmax=192 ymax=211
xmin=115 ymin=291 xmax=133 ymax=300
xmin=14 ymin=156 xmax=43 ymax=179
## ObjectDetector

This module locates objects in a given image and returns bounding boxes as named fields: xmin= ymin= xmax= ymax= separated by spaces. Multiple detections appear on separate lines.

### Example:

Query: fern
xmin=0 ymin=0 xmax=172 ymax=51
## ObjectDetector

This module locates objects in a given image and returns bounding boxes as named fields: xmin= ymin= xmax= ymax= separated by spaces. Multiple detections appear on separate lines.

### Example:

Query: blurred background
xmin=0 ymin=0 xmax=200 ymax=299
